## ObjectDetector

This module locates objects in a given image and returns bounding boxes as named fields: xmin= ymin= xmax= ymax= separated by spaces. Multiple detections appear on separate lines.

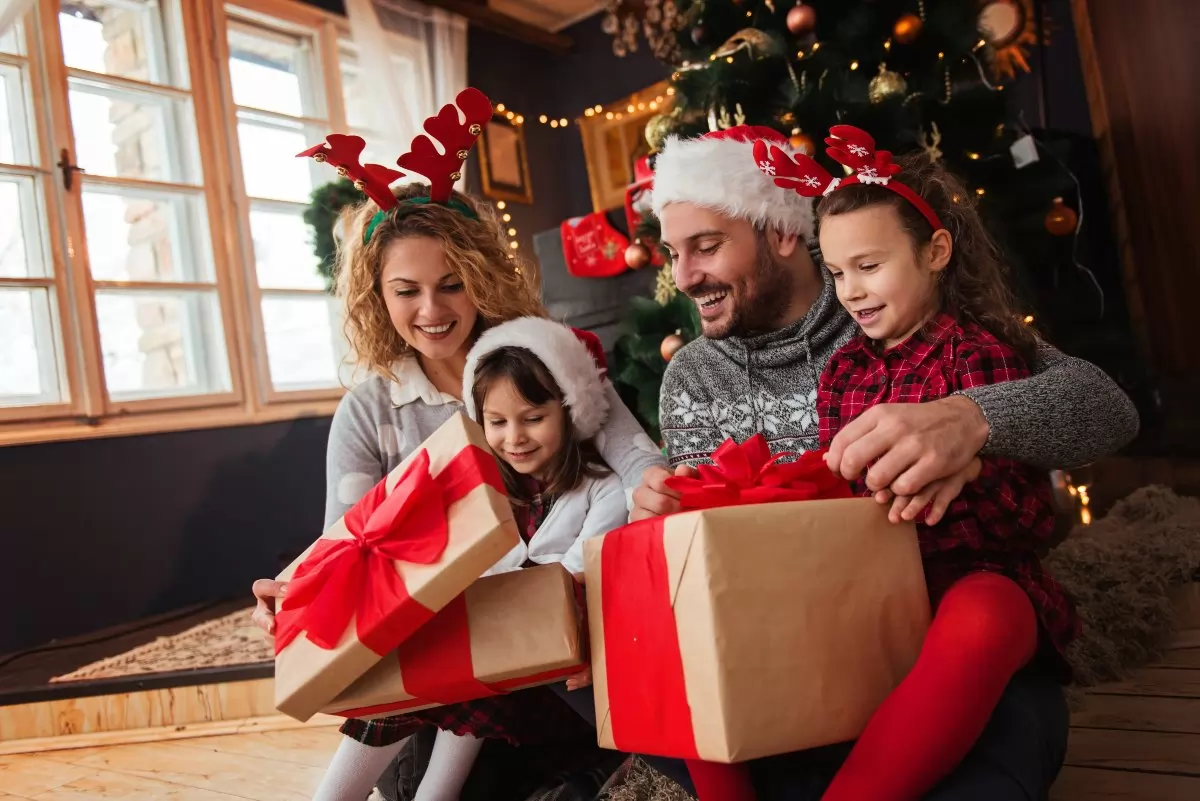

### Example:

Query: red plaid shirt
xmin=817 ymin=314 xmax=1080 ymax=666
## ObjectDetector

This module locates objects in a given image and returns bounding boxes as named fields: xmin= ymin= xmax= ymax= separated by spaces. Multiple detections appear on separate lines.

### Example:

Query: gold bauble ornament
xmin=661 ymin=332 xmax=686 ymax=362
xmin=625 ymin=240 xmax=652 ymax=269
xmin=868 ymin=64 xmax=908 ymax=104
xmin=893 ymin=13 xmax=923 ymax=44
xmin=788 ymin=128 xmax=815 ymax=155
xmin=1044 ymin=197 xmax=1078 ymax=236
xmin=645 ymin=113 xmax=672 ymax=152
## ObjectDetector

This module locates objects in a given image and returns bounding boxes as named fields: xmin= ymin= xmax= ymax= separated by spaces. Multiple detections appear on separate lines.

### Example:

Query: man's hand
xmin=874 ymin=457 xmax=981 ymax=525
xmin=825 ymin=395 xmax=989 ymax=496
xmin=251 ymin=579 xmax=287 ymax=636
xmin=630 ymin=464 xmax=697 ymax=521
xmin=565 ymin=665 xmax=592 ymax=691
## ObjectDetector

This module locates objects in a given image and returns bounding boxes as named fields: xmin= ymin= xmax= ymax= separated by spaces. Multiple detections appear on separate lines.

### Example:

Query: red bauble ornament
xmin=661 ymin=333 xmax=685 ymax=362
xmin=893 ymin=13 xmax=923 ymax=44
xmin=788 ymin=128 xmax=815 ymax=155
xmin=786 ymin=3 xmax=817 ymax=36
xmin=1044 ymin=197 xmax=1078 ymax=236
xmin=624 ymin=240 xmax=651 ymax=269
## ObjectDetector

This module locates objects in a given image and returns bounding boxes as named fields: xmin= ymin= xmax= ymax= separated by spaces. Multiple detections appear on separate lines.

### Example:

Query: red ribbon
xmin=603 ymin=434 xmax=852 ymax=758
xmin=332 ymin=592 xmax=581 ymax=718
xmin=664 ymin=433 xmax=852 ymax=510
xmin=275 ymin=445 xmax=503 ymax=656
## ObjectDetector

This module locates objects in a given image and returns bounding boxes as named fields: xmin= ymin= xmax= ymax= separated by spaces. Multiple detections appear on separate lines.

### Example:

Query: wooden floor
xmin=0 ymin=725 xmax=343 ymax=800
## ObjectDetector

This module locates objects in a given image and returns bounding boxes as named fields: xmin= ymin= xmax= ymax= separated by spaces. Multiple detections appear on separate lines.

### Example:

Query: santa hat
xmin=651 ymin=125 xmax=815 ymax=239
xmin=462 ymin=318 xmax=610 ymax=439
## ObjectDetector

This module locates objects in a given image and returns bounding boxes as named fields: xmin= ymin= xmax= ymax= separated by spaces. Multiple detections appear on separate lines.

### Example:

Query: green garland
xmin=302 ymin=178 xmax=362 ymax=291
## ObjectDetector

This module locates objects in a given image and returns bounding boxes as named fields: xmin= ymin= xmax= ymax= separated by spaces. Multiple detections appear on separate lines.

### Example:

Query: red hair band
xmin=753 ymin=124 xmax=944 ymax=232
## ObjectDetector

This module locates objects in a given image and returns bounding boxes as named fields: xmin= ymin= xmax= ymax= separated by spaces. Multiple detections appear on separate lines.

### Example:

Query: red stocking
xmin=685 ymin=759 xmax=757 ymax=801
xmin=821 ymin=571 xmax=1038 ymax=801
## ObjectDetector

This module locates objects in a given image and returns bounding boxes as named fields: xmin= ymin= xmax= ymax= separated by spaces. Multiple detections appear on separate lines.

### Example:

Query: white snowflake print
xmin=847 ymin=143 xmax=869 ymax=157
xmin=667 ymin=390 xmax=712 ymax=426
xmin=782 ymin=389 xmax=819 ymax=431
xmin=857 ymin=167 xmax=890 ymax=186
xmin=758 ymin=160 xmax=776 ymax=176
xmin=753 ymin=392 xmax=784 ymax=435
xmin=802 ymin=175 xmax=822 ymax=188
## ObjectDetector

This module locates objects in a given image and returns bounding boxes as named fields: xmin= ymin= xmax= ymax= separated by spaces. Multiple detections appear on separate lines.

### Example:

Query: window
xmin=0 ymin=0 xmax=373 ymax=445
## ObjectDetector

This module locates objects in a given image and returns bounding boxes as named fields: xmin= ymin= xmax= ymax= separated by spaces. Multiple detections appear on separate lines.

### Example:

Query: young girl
xmin=757 ymin=125 xmax=1079 ymax=801
xmin=390 ymin=316 xmax=631 ymax=801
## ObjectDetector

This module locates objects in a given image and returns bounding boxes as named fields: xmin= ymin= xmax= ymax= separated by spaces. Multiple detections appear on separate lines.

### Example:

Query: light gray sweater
xmin=661 ymin=257 xmax=1140 ymax=469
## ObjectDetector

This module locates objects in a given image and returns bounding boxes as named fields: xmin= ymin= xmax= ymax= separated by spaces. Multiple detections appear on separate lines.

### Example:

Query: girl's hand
xmin=875 ymin=458 xmax=981 ymax=526
xmin=251 ymin=579 xmax=287 ymax=636
xmin=565 ymin=666 xmax=592 ymax=691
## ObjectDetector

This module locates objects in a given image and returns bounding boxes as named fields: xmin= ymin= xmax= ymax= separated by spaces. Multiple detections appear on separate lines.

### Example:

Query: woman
xmin=252 ymin=116 xmax=664 ymax=800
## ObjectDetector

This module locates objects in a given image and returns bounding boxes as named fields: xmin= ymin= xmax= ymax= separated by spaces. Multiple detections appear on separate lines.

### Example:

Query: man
xmin=618 ymin=124 xmax=1138 ymax=799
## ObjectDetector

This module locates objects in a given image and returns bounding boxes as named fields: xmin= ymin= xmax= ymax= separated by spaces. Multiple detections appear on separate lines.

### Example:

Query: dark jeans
xmin=551 ymin=666 xmax=1070 ymax=801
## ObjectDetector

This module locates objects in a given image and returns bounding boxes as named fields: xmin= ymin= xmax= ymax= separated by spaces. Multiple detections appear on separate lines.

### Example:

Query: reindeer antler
xmin=824 ymin=125 xmax=901 ymax=184
xmin=753 ymin=139 xmax=840 ymax=197
xmin=298 ymin=134 xmax=403 ymax=210
xmin=395 ymin=87 xmax=493 ymax=202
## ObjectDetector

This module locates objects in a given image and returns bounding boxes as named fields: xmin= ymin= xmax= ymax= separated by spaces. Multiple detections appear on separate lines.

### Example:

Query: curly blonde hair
xmin=335 ymin=182 xmax=544 ymax=382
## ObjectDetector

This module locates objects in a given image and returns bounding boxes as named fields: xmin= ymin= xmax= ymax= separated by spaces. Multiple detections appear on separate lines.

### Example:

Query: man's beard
xmin=691 ymin=241 xmax=795 ymax=340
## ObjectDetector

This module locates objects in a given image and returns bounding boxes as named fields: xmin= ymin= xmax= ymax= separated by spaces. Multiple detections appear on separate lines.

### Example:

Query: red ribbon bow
xmin=275 ymin=446 xmax=501 ymax=656
xmin=665 ymin=434 xmax=852 ymax=510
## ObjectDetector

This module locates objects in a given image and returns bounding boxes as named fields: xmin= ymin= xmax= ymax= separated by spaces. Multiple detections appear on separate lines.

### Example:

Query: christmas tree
xmin=609 ymin=0 xmax=1117 ymax=438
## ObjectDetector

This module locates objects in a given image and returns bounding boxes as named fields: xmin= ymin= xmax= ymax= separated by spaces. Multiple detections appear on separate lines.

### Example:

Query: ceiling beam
xmin=409 ymin=0 xmax=573 ymax=54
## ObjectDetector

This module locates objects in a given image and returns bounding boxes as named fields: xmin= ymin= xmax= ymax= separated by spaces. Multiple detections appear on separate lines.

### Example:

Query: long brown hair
xmin=335 ymin=182 xmax=545 ymax=382
xmin=470 ymin=346 xmax=610 ymax=504
xmin=815 ymin=153 xmax=1039 ymax=362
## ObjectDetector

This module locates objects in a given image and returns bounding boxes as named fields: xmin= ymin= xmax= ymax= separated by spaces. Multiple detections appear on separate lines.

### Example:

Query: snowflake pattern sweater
xmin=660 ymin=246 xmax=1140 ymax=468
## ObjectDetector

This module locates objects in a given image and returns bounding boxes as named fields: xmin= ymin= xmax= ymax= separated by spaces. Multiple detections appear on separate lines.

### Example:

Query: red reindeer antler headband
xmin=298 ymin=87 xmax=494 ymax=242
xmin=753 ymin=124 xmax=943 ymax=232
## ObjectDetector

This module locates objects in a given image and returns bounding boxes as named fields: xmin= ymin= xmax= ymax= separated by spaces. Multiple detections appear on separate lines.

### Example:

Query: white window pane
xmin=96 ymin=290 xmax=230 ymax=400
xmin=0 ymin=174 xmax=46 ymax=278
xmin=0 ymin=63 xmax=35 ymax=165
xmin=250 ymin=206 xmax=324 ymax=290
xmin=0 ymin=21 xmax=24 ymax=56
xmin=59 ymin=1 xmax=185 ymax=88
xmin=227 ymin=21 xmax=319 ymax=117
xmin=68 ymin=78 xmax=201 ymax=185
xmin=238 ymin=115 xmax=317 ymax=202
xmin=0 ymin=287 xmax=63 ymax=406
xmin=82 ymin=187 xmax=212 ymax=282
xmin=339 ymin=52 xmax=370 ymax=130
xmin=261 ymin=296 xmax=339 ymax=390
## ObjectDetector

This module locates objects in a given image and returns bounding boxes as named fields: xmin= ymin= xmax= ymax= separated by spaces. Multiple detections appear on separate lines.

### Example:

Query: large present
xmin=323 ymin=563 xmax=585 ymax=719
xmin=274 ymin=412 xmax=520 ymax=721
xmin=584 ymin=435 xmax=931 ymax=763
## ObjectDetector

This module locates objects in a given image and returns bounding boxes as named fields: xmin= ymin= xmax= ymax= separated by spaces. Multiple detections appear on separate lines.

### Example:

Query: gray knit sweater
xmin=661 ymin=257 xmax=1139 ymax=469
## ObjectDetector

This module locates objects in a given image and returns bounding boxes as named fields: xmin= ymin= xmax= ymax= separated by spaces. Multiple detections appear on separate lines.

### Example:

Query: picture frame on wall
xmin=478 ymin=112 xmax=534 ymax=205
xmin=579 ymin=80 xmax=670 ymax=213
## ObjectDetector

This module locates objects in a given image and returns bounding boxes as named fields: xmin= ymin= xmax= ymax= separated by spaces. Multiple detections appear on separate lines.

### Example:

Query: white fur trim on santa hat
xmin=651 ymin=128 xmax=815 ymax=239
xmin=462 ymin=317 xmax=609 ymax=439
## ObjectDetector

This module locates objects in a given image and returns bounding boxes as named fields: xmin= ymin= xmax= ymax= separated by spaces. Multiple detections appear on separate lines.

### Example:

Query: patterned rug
xmin=51 ymin=607 xmax=273 ymax=682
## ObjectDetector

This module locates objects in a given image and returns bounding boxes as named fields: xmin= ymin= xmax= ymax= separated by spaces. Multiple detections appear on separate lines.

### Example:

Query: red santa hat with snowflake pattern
xmin=650 ymin=125 xmax=816 ymax=239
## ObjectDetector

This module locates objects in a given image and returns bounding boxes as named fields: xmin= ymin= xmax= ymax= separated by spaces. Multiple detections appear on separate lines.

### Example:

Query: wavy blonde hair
xmin=335 ymin=182 xmax=544 ymax=382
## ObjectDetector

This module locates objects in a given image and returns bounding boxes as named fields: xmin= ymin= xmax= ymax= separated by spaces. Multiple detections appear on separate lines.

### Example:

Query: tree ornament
xmin=893 ymin=13 xmax=923 ymax=44
xmin=661 ymin=331 xmax=685 ymax=362
xmin=713 ymin=28 xmax=783 ymax=61
xmin=645 ymin=113 xmax=672 ymax=152
xmin=1044 ymin=197 xmax=1078 ymax=236
xmin=625 ymin=239 xmax=652 ymax=269
xmin=786 ymin=3 xmax=817 ymax=36
xmin=654 ymin=262 xmax=677 ymax=304
xmin=691 ymin=24 xmax=707 ymax=46
xmin=867 ymin=64 xmax=908 ymax=103
xmin=788 ymin=128 xmax=815 ymax=155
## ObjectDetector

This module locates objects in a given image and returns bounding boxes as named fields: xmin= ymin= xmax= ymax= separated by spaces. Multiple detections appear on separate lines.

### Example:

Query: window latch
xmin=57 ymin=148 xmax=86 ymax=191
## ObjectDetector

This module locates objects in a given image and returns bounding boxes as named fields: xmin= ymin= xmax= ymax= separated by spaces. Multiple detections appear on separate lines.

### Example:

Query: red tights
xmin=685 ymin=758 xmax=756 ymax=801
xmin=820 ymin=571 xmax=1038 ymax=801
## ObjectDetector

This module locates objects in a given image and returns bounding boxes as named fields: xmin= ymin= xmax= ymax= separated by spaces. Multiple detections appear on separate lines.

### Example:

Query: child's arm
xmin=560 ymin=476 xmax=629 ymax=576
xmin=816 ymin=352 xmax=850 ymax=450
xmin=594 ymin=381 xmax=669 ymax=492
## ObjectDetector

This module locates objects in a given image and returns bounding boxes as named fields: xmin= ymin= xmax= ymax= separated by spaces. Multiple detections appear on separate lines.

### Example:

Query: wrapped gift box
xmin=273 ymin=412 xmax=520 ymax=722
xmin=324 ymin=563 xmax=585 ymax=719
xmin=584 ymin=438 xmax=931 ymax=763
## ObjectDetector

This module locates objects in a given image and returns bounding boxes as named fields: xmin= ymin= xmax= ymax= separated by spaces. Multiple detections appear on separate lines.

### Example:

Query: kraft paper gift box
xmin=324 ymin=563 xmax=585 ymax=720
xmin=584 ymin=435 xmax=931 ymax=763
xmin=273 ymin=412 xmax=520 ymax=722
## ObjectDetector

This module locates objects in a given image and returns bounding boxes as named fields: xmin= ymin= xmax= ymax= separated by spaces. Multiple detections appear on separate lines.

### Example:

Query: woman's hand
xmin=873 ymin=457 xmax=982 ymax=525
xmin=565 ymin=665 xmax=592 ymax=691
xmin=251 ymin=578 xmax=287 ymax=636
